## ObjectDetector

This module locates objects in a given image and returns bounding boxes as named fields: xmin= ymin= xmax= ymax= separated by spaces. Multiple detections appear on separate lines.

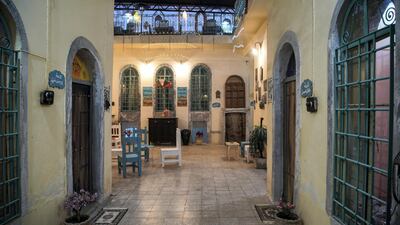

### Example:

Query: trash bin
xmin=181 ymin=129 xmax=191 ymax=145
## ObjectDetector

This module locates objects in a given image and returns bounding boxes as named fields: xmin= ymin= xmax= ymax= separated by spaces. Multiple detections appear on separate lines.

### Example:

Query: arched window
xmin=0 ymin=11 xmax=20 ymax=224
xmin=120 ymin=67 xmax=140 ymax=112
xmin=340 ymin=0 xmax=395 ymax=44
xmin=155 ymin=66 xmax=174 ymax=112
xmin=333 ymin=1 xmax=396 ymax=224
xmin=190 ymin=65 xmax=211 ymax=111
xmin=225 ymin=75 xmax=245 ymax=108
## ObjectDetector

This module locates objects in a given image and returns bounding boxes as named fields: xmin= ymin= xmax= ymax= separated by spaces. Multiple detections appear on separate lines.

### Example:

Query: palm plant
xmin=249 ymin=118 xmax=267 ymax=158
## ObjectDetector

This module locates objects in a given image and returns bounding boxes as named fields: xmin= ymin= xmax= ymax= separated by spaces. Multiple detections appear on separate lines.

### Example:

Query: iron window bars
xmin=120 ymin=67 xmax=140 ymax=112
xmin=155 ymin=66 xmax=174 ymax=112
xmin=190 ymin=65 xmax=210 ymax=111
xmin=333 ymin=25 xmax=395 ymax=225
xmin=0 ymin=47 xmax=20 ymax=225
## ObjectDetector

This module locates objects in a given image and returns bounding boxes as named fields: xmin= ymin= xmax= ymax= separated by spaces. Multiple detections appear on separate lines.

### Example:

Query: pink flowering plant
xmin=64 ymin=189 xmax=98 ymax=223
xmin=276 ymin=197 xmax=296 ymax=218
xmin=196 ymin=131 xmax=203 ymax=137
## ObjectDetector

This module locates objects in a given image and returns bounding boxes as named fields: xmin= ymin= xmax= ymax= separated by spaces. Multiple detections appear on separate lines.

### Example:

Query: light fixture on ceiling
xmin=252 ymin=42 xmax=262 ymax=56
xmin=133 ymin=10 xmax=141 ymax=23
xmin=233 ymin=44 xmax=244 ymax=53
xmin=182 ymin=10 xmax=188 ymax=21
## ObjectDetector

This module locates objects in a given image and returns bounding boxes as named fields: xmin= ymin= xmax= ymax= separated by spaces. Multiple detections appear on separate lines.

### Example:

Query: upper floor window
xmin=190 ymin=65 xmax=211 ymax=111
xmin=155 ymin=66 xmax=174 ymax=112
xmin=113 ymin=2 xmax=235 ymax=35
xmin=120 ymin=67 xmax=140 ymax=112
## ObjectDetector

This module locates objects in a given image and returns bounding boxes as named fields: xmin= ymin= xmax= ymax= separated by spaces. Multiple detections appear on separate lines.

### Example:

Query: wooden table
xmin=225 ymin=142 xmax=240 ymax=160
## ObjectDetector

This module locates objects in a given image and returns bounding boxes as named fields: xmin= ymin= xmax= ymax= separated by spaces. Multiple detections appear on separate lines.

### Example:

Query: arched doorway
xmin=272 ymin=31 xmax=301 ymax=203
xmin=282 ymin=51 xmax=296 ymax=203
xmin=71 ymin=50 xmax=94 ymax=192
xmin=66 ymin=37 xmax=104 ymax=194
xmin=225 ymin=75 xmax=246 ymax=142
xmin=328 ymin=1 xmax=397 ymax=224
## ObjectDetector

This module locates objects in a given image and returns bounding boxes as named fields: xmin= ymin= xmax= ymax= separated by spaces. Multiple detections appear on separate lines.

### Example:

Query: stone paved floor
xmin=109 ymin=144 xmax=270 ymax=225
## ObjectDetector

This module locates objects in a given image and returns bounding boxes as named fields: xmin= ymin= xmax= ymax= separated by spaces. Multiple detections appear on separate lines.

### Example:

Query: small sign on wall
xmin=48 ymin=70 xmax=65 ymax=89
xmin=143 ymin=87 xmax=153 ymax=106
xmin=212 ymin=102 xmax=221 ymax=108
xmin=177 ymin=87 xmax=187 ymax=107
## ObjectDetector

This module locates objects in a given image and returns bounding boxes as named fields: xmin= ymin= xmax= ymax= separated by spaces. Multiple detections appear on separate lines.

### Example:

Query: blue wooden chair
xmin=141 ymin=127 xmax=154 ymax=162
xmin=118 ymin=128 xmax=142 ymax=177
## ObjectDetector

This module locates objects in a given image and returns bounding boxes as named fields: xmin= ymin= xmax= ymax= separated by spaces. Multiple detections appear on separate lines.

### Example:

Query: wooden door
xmin=72 ymin=83 xmax=92 ymax=192
xmin=225 ymin=76 xmax=245 ymax=108
xmin=225 ymin=113 xmax=246 ymax=142
xmin=283 ymin=80 xmax=296 ymax=203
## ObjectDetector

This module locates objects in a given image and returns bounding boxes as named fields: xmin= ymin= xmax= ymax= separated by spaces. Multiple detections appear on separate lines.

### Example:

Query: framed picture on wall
xmin=263 ymin=79 xmax=268 ymax=92
xmin=255 ymin=68 xmax=258 ymax=83
xmin=143 ymin=87 xmax=153 ymax=106
xmin=177 ymin=87 xmax=188 ymax=107
xmin=267 ymin=78 xmax=273 ymax=103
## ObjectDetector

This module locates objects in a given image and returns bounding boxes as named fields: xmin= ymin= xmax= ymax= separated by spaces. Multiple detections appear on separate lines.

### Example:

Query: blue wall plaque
xmin=48 ymin=70 xmax=65 ymax=89
xmin=212 ymin=102 xmax=221 ymax=108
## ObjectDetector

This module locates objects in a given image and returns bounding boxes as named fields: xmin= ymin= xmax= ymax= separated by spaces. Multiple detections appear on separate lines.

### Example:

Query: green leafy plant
xmin=249 ymin=118 xmax=267 ymax=158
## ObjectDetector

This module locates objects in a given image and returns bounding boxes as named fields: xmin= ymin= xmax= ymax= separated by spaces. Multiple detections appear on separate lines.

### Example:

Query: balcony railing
xmin=114 ymin=10 xmax=235 ymax=35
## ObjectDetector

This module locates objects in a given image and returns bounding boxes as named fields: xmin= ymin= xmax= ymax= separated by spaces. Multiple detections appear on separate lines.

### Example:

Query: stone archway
xmin=272 ymin=31 xmax=301 ymax=202
xmin=66 ymin=37 xmax=104 ymax=195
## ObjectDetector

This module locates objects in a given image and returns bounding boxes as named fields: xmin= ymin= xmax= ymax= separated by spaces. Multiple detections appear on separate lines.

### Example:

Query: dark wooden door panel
xmin=72 ymin=83 xmax=92 ymax=192
xmin=148 ymin=118 xmax=177 ymax=145
xmin=283 ymin=80 xmax=296 ymax=203
xmin=225 ymin=113 xmax=246 ymax=142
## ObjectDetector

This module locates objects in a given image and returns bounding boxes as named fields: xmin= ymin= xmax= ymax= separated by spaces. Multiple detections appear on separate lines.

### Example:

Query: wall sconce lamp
xmin=252 ymin=42 xmax=263 ymax=56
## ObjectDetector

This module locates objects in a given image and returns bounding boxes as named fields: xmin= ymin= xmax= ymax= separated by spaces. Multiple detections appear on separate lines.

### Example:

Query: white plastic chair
xmin=160 ymin=128 xmax=182 ymax=167
xmin=111 ymin=124 xmax=122 ymax=159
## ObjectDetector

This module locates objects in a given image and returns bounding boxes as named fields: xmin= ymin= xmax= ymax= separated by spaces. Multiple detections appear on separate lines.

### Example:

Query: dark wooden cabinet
xmin=148 ymin=118 xmax=178 ymax=145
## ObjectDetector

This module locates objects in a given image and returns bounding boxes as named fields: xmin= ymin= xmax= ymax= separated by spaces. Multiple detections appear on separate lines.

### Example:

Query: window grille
xmin=190 ymin=65 xmax=210 ymax=111
xmin=0 ymin=47 xmax=20 ymax=225
xmin=120 ymin=67 xmax=140 ymax=112
xmin=333 ymin=25 xmax=395 ymax=225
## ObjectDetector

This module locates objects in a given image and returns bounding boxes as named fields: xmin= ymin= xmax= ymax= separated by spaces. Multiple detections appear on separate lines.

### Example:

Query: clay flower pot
xmin=275 ymin=211 xmax=302 ymax=224
xmin=195 ymin=136 xmax=203 ymax=145
xmin=64 ymin=215 xmax=90 ymax=225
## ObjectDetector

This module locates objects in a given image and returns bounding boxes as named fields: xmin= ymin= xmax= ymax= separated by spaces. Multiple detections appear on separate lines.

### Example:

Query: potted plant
xmin=181 ymin=129 xmax=191 ymax=145
xmin=64 ymin=189 xmax=98 ymax=225
xmin=249 ymin=117 xmax=267 ymax=169
xmin=275 ymin=198 xmax=302 ymax=224
xmin=195 ymin=131 xmax=203 ymax=145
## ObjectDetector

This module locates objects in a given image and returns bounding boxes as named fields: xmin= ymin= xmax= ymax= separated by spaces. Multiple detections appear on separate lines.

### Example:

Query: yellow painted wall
xmin=11 ymin=0 xmax=114 ymax=224
xmin=112 ymin=42 xmax=252 ymax=144
xmin=246 ymin=0 xmax=338 ymax=224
